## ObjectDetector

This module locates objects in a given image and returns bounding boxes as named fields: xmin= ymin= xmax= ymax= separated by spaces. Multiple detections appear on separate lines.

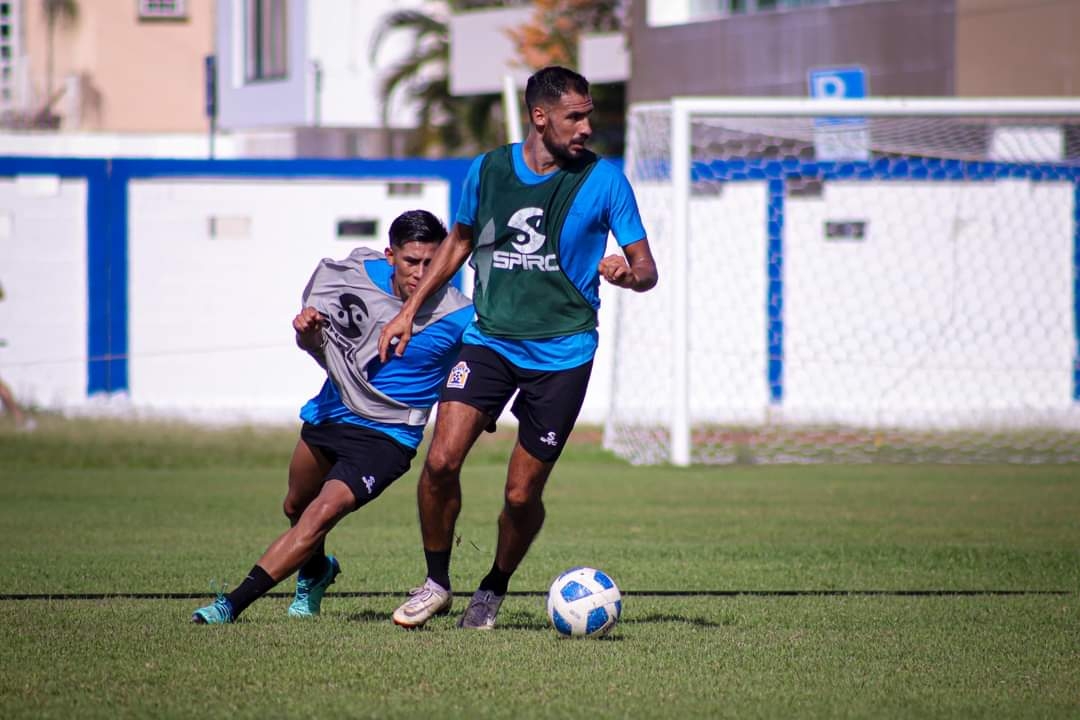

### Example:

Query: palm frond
xmin=369 ymin=10 xmax=447 ymax=64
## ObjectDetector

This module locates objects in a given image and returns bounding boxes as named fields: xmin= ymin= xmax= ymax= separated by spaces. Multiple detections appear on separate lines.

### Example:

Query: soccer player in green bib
xmin=379 ymin=66 xmax=658 ymax=630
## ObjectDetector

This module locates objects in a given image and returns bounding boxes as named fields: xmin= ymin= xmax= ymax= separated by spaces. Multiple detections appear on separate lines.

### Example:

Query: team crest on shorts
xmin=446 ymin=361 xmax=470 ymax=389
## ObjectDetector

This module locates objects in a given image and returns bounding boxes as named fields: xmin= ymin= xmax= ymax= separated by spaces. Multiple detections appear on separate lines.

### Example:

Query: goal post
xmin=606 ymin=97 xmax=1080 ymax=466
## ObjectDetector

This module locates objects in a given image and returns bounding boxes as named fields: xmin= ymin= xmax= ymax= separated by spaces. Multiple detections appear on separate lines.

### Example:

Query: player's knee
xmin=282 ymin=496 xmax=303 ymax=522
xmin=423 ymin=446 xmax=464 ymax=483
xmin=504 ymin=484 xmax=542 ymax=513
xmin=302 ymin=496 xmax=351 ymax=535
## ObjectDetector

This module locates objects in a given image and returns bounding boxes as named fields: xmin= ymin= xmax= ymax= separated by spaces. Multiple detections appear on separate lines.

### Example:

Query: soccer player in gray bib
xmin=192 ymin=210 xmax=472 ymax=624
xmin=379 ymin=67 xmax=658 ymax=630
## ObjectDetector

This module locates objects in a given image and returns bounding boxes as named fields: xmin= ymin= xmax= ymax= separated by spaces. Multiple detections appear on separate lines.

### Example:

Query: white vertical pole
xmin=503 ymin=74 xmax=523 ymax=144
xmin=670 ymin=101 xmax=691 ymax=466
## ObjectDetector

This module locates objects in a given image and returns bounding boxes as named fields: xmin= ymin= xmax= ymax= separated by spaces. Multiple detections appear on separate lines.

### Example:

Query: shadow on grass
xmin=346 ymin=609 xmax=392 ymax=624
xmin=622 ymin=612 xmax=736 ymax=629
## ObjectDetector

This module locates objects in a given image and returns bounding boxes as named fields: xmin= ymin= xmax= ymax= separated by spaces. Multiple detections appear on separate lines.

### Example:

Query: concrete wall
xmin=955 ymin=0 xmax=1080 ymax=96
xmin=629 ymin=0 xmax=1080 ymax=103
xmin=0 ymin=176 xmax=87 ymax=409
xmin=125 ymin=176 xmax=450 ymax=422
xmin=628 ymin=0 xmax=955 ymax=102
xmin=0 ymin=160 xmax=619 ymax=426
xmin=0 ymin=131 xmax=239 ymax=158
xmin=5 ymin=154 xmax=1074 ymax=432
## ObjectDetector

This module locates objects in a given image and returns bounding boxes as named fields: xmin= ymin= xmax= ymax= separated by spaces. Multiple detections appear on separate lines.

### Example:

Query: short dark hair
xmin=525 ymin=66 xmax=590 ymax=113
xmin=388 ymin=209 xmax=447 ymax=248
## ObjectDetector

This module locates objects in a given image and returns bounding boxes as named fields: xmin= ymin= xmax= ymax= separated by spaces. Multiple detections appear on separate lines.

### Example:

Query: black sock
xmin=299 ymin=552 xmax=328 ymax=580
xmin=225 ymin=565 xmax=276 ymax=618
xmin=477 ymin=561 xmax=511 ymax=596
xmin=424 ymin=549 xmax=452 ymax=592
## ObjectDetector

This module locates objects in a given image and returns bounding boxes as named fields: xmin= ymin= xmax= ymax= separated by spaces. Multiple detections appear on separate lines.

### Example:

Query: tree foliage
xmin=507 ymin=0 xmax=622 ymax=69
xmin=369 ymin=2 xmax=528 ymax=157
xmin=370 ymin=0 xmax=627 ymax=157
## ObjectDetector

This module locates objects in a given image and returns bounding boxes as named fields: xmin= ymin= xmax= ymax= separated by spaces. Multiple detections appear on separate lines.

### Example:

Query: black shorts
xmin=299 ymin=422 xmax=416 ymax=508
xmin=440 ymin=344 xmax=592 ymax=462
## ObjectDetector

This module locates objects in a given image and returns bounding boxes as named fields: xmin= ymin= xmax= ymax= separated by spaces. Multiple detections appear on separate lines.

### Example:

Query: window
xmin=691 ymin=0 xmax=832 ymax=17
xmin=337 ymin=219 xmax=378 ymax=239
xmin=246 ymin=0 xmax=288 ymax=82
xmin=650 ymin=0 xmax=885 ymax=26
xmin=139 ymin=0 xmax=187 ymax=19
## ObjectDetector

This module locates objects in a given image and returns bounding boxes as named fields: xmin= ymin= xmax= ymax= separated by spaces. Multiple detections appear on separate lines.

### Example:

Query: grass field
xmin=1 ymin=416 xmax=1078 ymax=719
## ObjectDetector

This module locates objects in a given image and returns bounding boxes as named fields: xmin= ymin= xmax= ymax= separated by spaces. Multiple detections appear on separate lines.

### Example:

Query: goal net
xmin=605 ymin=98 xmax=1080 ymax=465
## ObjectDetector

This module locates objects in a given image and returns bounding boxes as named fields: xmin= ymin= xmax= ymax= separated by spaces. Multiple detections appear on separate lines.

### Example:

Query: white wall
xmin=0 ymin=176 xmax=87 ymax=410
xmin=783 ymin=179 xmax=1077 ymax=428
xmin=9 ymin=170 xmax=1073 ymax=434
xmin=126 ymin=176 xmax=451 ymax=423
xmin=0 ymin=131 xmax=241 ymax=158
xmin=0 ymin=169 xmax=626 ymax=427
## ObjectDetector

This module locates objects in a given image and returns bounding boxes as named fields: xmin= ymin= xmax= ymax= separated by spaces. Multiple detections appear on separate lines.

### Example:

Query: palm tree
xmin=43 ymin=0 xmax=79 ymax=109
xmin=369 ymin=3 xmax=509 ymax=157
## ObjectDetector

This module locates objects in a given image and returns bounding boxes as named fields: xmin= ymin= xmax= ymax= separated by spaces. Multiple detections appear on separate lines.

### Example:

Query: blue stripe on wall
xmin=0 ymin=157 xmax=120 ymax=395
xmin=86 ymin=161 xmax=121 ymax=394
xmin=766 ymin=178 xmax=784 ymax=405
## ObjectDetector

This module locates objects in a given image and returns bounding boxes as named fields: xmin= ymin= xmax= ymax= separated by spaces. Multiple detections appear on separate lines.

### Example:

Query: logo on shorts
xmin=362 ymin=475 xmax=376 ymax=494
xmin=446 ymin=361 xmax=470 ymax=389
xmin=540 ymin=431 xmax=558 ymax=447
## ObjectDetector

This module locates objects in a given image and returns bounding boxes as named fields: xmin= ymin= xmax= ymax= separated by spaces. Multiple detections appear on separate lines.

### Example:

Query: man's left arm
xmin=596 ymin=163 xmax=658 ymax=292
xmin=598 ymin=238 xmax=658 ymax=292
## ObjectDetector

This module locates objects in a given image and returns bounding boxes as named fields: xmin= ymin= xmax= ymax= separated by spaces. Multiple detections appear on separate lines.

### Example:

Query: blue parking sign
xmin=808 ymin=67 xmax=869 ymax=161
xmin=808 ymin=67 xmax=867 ymax=99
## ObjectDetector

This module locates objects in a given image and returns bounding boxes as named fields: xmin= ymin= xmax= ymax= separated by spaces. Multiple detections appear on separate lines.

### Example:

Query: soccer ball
xmin=546 ymin=567 xmax=622 ymax=638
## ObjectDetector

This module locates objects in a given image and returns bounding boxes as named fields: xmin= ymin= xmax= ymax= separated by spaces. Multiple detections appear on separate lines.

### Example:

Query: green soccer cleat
xmin=288 ymin=555 xmax=341 ymax=618
xmin=191 ymin=596 xmax=234 ymax=624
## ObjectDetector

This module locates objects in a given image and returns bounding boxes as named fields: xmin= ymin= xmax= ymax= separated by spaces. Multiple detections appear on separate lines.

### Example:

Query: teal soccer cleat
xmin=288 ymin=555 xmax=341 ymax=618
xmin=191 ymin=596 xmax=234 ymax=624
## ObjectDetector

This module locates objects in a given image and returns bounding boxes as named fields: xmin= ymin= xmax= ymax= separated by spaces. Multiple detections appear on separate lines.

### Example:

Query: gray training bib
xmin=301 ymin=247 xmax=471 ymax=426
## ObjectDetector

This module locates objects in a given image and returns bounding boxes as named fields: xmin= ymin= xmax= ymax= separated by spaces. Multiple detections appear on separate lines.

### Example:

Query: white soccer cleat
xmin=392 ymin=578 xmax=452 ymax=629
xmin=457 ymin=589 xmax=504 ymax=630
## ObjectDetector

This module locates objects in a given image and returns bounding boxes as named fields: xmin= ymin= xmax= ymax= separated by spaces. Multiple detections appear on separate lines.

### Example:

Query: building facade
xmin=12 ymin=0 xmax=214 ymax=132
xmin=214 ymin=0 xmax=425 ymax=157
xmin=629 ymin=0 xmax=1080 ymax=102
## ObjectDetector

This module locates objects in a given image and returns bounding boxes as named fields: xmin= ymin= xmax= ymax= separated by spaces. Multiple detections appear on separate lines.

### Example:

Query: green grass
xmin=1 ymin=417 xmax=1079 ymax=719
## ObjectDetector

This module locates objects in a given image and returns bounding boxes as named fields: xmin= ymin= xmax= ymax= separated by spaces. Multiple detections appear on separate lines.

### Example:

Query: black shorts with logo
xmin=440 ymin=343 xmax=593 ymax=463
xmin=299 ymin=422 xmax=416 ymax=508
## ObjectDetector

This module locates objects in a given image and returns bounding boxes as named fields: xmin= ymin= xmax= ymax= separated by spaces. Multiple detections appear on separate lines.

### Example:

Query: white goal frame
xmin=617 ymin=96 xmax=1080 ymax=466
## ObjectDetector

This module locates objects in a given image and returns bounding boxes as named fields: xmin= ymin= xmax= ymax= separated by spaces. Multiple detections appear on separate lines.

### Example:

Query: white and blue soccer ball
xmin=546 ymin=567 xmax=622 ymax=638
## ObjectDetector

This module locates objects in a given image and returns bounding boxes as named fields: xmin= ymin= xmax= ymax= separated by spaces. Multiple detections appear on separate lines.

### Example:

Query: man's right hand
xmin=293 ymin=307 xmax=327 ymax=352
xmin=378 ymin=311 xmax=413 ymax=363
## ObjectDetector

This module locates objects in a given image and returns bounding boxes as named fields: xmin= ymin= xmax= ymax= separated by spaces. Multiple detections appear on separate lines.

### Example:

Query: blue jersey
xmin=456 ymin=143 xmax=647 ymax=370
xmin=300 ymin=258 xmax=473 ymax=448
